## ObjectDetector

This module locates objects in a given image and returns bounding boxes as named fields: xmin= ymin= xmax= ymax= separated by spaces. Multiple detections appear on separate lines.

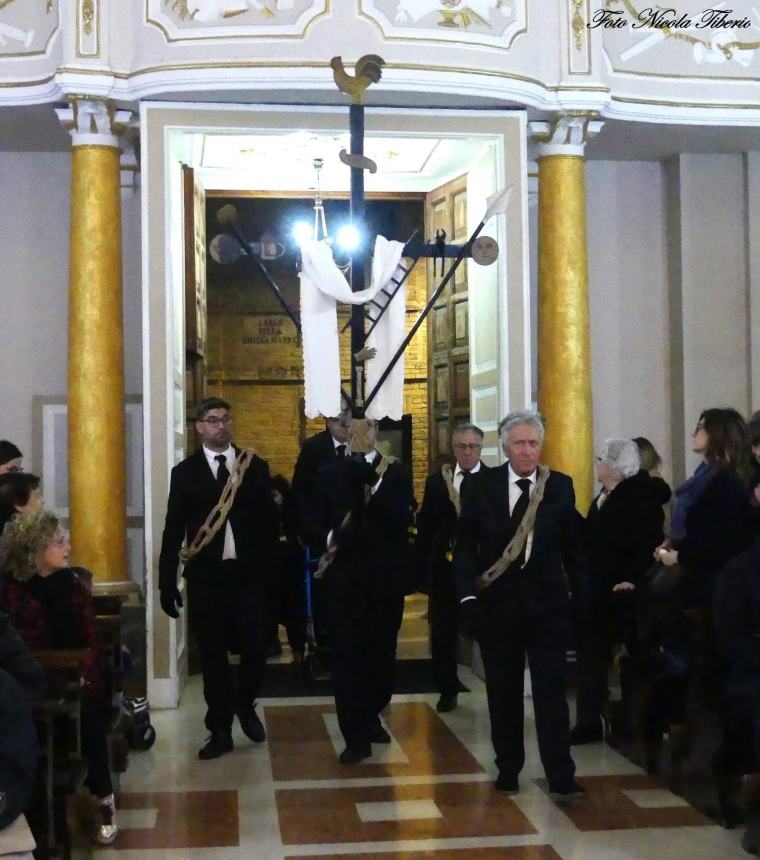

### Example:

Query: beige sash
xmin=475 ymin=464 xmax=550 ymax=591
xmin=441 ymin=463 xmax=462 ymax=517
xmin=315 ymin=454 xmax=396 ymax=578
xmin=179 ymin=448 xmax=255 ymax=564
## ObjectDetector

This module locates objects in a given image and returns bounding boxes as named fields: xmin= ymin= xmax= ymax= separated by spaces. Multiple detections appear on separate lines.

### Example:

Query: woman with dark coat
xmin=656 ymin=408 xmax=750 ymax=609
xmin=571 ymin=439 xmax=668 ymax=744
xmin=0 ymin=509 xmax=118 ymax=846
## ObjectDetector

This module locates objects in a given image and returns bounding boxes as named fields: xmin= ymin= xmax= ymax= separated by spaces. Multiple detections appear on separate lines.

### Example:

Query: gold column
xmin=531 ymin=116 xmax=602 ymax=513
xmin=58 ymin=99 xmax=132 ymax=588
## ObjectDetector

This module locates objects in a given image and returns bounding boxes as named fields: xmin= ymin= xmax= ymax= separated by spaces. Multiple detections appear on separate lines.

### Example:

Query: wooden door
xmin=182 ymin=165 xmax=208 ymax=451
xmin=426 ymin=174 xmax=470 ymax=468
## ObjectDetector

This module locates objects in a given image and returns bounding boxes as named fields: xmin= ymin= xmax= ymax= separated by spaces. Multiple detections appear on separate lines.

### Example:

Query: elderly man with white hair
xmin=454 ymin=409 xmax=588 ymax=800
xmin=571 ymin=438 xmax=667 ymax=745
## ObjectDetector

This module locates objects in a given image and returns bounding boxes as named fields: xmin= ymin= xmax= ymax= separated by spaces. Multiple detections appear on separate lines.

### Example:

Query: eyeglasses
xmin=5 ymin=465 xmax=22 ymax=473
xmin=453 ymin=443 xmax=483 ymax=451
xmin=199 ymin=416 xmax=232 ymax=427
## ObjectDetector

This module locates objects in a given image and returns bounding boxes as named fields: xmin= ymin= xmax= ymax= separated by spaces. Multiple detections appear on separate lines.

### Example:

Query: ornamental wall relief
xmin=359 ymin=0 xmax=527 ymax=49
xmin=0 ymin=0 xmax=58 ymax=57
xmin=599 ymin=0 xmax=760 ymax=77
xmin=148 ymin=0 xmax=327 ymax=39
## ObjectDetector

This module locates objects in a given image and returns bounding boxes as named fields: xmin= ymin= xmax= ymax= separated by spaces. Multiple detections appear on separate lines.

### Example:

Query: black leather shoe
xmin=549 ymin=779 xmax=587 ymax=801
xmin=370 ymin=725 xmax=391 ymax=744
xmin=238 ymin=706 xmax=266 ymax=743
xmin=569 ymin=723 xmax=604 ymax=745
xmin=494 ymin=772 xmax=519 ymax=795
xmin=339 ymin=743 xmax=372 ymax=764
xmin=436 ymin=693 xmax=458 ymax=713
xmin=198 ymin=731 xmax=233 ymax=760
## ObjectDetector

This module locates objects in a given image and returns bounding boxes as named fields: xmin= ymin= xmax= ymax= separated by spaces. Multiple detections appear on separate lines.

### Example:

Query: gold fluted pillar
xmin=531 ymin=116 xmax=603 ymax=513
xmin=57 ymin=99 xmax=132 ymax=588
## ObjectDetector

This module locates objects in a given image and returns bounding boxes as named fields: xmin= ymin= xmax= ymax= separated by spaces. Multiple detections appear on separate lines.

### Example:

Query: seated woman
xmin=0 ymin=474 xmax=42 ymax=532
xmin=0 ymin=509 xmax=118 ymax=846
xmin=572 ymin=439 xmax=667 ymax=744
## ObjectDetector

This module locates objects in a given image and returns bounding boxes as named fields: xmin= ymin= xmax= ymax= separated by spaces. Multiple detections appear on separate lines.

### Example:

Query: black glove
xmin=460 ymin=599 xmax=484 ymax=640
xmin=160 ymin=585 xmax=183 ymax=619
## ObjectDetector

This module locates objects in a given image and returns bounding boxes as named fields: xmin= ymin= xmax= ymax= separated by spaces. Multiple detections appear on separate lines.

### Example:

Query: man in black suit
xmin=292 ymin=412 xmax=350 ymax=542
xmin=291 ymin=411 xmax=350 ymax=652
xmin=158 ymin=396 xmax=277 ymax=760
xmin=311 ymin=418 xmax=413 ymax=763
xmin=454 ymin=409 xmax=587 ymax=799
xmin=417 ymin=422 xmax=488 ymax=713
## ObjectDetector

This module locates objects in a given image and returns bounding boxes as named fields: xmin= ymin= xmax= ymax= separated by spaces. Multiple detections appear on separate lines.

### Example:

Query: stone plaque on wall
xmin=208 ymin=313 xmax=302 ymax=380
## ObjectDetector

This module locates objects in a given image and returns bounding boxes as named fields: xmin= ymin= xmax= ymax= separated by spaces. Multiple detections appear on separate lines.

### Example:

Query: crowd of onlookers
xmin=3 ymin=405 xmax=760 ymax=851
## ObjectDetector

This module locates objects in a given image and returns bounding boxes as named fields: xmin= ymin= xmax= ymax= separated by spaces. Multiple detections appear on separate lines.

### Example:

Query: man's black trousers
xmin=187 ymin=561 xmax=268 ymax=733
xmin=429 ymin=562 xmax=461 ymax=697
xmin=327 ymin=570 xmax=404 ymax=749
xmin=477 ymin=593 xmax=575 ymax=784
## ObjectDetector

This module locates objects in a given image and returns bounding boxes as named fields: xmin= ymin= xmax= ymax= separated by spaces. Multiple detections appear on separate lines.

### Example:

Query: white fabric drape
xmin=299 ymin=237 xmax=405 ymax=419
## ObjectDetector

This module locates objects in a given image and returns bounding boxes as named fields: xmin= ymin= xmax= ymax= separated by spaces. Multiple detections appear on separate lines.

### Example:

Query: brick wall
xmin=207 ymin=257 xmax=429 ymax=501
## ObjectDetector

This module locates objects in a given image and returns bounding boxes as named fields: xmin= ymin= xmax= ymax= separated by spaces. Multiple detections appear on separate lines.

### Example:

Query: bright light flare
xmin=335 ymin=224 xmax=361 ymax=253
xmin=292 ymin=220 xmax=313 ymax=247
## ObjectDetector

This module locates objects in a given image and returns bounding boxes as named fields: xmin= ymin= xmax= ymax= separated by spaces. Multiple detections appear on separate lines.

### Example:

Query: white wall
xmin=586 ymin=160 xmax=672 ymax=486
xmin=0 ymin=152 xmax=143 ymax=472
xmin=0 ymin=153 xmax=71 ymax=464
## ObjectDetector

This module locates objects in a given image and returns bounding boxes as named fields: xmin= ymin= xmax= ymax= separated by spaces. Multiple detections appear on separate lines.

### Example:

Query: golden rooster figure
xmin=330 ymin=54 xmax=385 ymax=104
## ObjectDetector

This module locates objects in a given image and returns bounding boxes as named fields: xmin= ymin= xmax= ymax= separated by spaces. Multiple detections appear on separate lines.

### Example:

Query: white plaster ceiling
xmin=195 ymin=131 xmax=491 ymax=193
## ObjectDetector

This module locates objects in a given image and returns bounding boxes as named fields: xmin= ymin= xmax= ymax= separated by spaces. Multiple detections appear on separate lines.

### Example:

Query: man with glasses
xmin=0 ymin=441 xmax=23 ymax=476
xmin=417 ymin=423 xmax=488 ymax=713
xmin=158 ymin=396 xmax=278 ymax=760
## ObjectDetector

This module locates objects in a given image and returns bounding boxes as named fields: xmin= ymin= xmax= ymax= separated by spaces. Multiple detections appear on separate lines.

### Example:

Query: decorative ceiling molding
xmin=77 ymin=0 xmax=99 ymax=58
xmin=0 ymin=0 xmax=59 ymax=58
xmin=146 ymin=0 xmax=328 ymax=42
xmin=568 ymin=0 xmax=591 ymax=74
xmin=358 ymin=0 xmax=527 ymax=51
xmin=602 ymin=0 xmax=760 ymax=80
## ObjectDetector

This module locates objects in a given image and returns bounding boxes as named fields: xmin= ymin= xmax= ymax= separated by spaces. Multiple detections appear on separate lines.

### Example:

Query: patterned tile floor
xmin=95 ymin=662 xmax=750 ymax=860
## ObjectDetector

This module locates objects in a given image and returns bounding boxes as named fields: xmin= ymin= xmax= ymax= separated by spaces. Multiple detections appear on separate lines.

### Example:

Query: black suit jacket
xmin=312 ymin=454 xmax=414 ymax=598
xmin=417 ymin=463 xmax=489 ymax=579
xmin=292 ymin=429 xmax=343 ymax=545
xmin=453 ymin=462 xmax=587 ymax=619
xmin=158 ymin=446 xmax=277 ymax=591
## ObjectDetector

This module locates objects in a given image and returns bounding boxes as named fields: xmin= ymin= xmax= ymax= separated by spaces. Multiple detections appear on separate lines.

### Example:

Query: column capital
xmin=529 ymin=114 xmax=604 ymax=158
xmin=55 ymin=97 xmax=133 ymax=149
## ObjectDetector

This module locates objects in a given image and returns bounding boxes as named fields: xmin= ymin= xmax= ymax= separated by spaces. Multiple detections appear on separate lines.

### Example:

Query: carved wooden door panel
xmin=426 ymin=174 xmax=470 ymax=468
xmin=182 ymin=165 xmax=208 ymax=450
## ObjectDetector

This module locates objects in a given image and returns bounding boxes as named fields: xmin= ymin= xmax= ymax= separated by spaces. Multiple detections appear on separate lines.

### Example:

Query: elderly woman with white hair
xmin=571 ymin=439 xmax=667 ymax=745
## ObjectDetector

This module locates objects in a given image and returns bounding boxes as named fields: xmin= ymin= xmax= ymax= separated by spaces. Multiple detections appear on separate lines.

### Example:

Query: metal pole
xmin=349 ymin=103 xmax=366 ymax=415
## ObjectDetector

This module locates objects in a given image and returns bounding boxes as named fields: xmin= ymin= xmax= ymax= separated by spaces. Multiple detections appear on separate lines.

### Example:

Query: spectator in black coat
xmin=656 ymin=408 xmax=750 ymax=608
xmin=714 ymin=538 xmax=760 ymax=766
xmin=0 ymin=610 xmax=46 ymax=703
xmin=571 ymin=439 xmax=667 ymax=744
xmin=0 ymin=473 xmax=42 ymax=532
xmin=0 ymin=668 xmax=39 ymax=832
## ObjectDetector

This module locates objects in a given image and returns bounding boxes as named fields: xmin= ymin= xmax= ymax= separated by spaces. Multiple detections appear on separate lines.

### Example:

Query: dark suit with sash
xmin=158 ymin=446 xmax=277 ymax=733
xmin=312 ymin=453 xmax=413 ymax=750
xmin=417 ymin=463 xmax=488 ymax=697
xmin=453 ymin=462 xmax=587 ymax=783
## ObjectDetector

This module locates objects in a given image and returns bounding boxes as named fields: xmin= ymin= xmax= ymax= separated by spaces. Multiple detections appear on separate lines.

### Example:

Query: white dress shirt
xmin=508 ymin=463 xmax=537 ymax=566
xmin=453 ymin=460 xmax=482 ymax=492
xmin=203 ymin=444 xmax=237 ymax=560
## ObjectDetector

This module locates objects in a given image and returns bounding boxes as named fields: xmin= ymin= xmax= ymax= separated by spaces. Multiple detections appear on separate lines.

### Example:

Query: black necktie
xmin=336 ymin=444 xmax=346 ymax=459
xmin=215 ymin=454 xmax=229 ymax=489
xmin=511 ymin=478 xmax=532 ymax=568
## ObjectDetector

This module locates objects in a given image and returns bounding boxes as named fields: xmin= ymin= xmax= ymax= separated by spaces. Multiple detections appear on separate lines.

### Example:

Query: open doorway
xmin=142 ymin=104 xmax=529 ymax=707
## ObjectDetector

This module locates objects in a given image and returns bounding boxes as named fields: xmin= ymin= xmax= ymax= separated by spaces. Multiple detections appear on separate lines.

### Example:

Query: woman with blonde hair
xmin=0 ymin=509 xmax=118 ymax=846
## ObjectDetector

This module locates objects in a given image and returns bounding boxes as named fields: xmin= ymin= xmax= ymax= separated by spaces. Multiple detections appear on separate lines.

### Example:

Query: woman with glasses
xmin=0 ymin=509 xmax=118 ymax=846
